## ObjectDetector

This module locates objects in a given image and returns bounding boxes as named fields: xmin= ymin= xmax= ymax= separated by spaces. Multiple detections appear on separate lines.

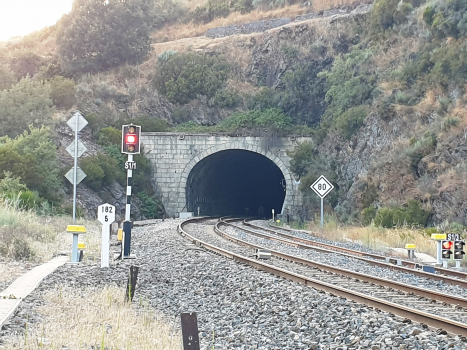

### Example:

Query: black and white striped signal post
xmin=121 ymin=124 xmax=141 ymax=258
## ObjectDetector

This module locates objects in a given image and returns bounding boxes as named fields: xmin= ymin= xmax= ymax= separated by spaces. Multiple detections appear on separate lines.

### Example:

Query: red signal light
xmin=121 ymin=124 xmax=141 ymax=154
xmin=442 ymin=241 xmax=453 ymax=250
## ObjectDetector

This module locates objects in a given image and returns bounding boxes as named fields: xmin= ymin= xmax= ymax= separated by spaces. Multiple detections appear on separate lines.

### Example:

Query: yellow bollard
xmin=118 ymin=228 xmax=123 ymax=241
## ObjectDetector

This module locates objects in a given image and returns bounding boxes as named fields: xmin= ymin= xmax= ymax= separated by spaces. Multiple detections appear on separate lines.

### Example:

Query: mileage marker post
xmin=98 ymin=203 xmax=116 ymax=268
xmin=311 ymin=175 xmax=334 ymax=229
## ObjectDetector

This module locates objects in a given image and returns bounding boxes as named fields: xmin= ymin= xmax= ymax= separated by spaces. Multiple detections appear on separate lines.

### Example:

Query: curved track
xmin=179 ymin=217 xmax=467 ymax=336
xmin=235 ymin=219 xmax=467 ymax=288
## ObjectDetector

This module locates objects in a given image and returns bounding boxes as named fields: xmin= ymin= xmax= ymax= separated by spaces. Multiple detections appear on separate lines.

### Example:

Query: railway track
xmin=256 ymin=220 xmax=467 ymax=280
xmin=179 ymin=217 xmax=467 ymax=336
xmin=229 ymin=219 xmax=467 ymax=288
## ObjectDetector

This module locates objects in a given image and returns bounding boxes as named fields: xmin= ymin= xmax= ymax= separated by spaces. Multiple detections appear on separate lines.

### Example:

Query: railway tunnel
xmin=185 ymin=149 xmax=286 ymax=217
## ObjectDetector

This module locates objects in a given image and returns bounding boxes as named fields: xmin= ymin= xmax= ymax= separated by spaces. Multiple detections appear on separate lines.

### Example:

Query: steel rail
xmin=258 ymin=219 xmax=467 ymax=280
xmin=228 ymin=219 xmax=467 ymax=289
xmin=216 ymin=219 xmax=467 ymax=307
xmin=179 ymin=217 xmax=467 ymax=337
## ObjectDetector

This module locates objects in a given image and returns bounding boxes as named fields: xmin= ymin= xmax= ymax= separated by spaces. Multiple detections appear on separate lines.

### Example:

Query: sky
xmin=0 ymin=0 xmax=73 ymax=42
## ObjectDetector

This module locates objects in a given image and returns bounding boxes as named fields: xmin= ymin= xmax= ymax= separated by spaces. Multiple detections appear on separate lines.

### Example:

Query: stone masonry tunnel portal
xmin=141 ymin=133 xmax=313 ymax=218
xmin=186 ymin=150 xmax=286 ymax=217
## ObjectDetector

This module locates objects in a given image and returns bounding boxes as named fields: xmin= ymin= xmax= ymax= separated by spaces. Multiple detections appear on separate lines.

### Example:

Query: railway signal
xmin=454 ymin=240 xmax=465 ymax=260
xmin=441 ymin=240 xmax=453 ymax=263
xmin=121 ymin=124 xmax=141 ymax=259
xmin=121 ymin=124 xmax=141 ymax=154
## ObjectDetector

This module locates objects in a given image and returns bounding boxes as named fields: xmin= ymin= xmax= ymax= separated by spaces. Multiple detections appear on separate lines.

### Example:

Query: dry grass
xmin=0 ymin=262 xmax=37 ymax=284
xmin=307 ymin=220 xmax=437 ymax=257
xmin=0 ymin=198 xmax=102 ymax=264
xmin=3 ymin=285 xmax=181 ymax=350
xmin=153 ymin=5 xmax=309 ymax=42
xmin=153 ymin=0 xmax=360 ymax=43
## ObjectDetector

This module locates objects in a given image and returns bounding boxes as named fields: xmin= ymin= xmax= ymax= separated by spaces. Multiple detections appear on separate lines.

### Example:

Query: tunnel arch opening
xmin=186 ymin=149 xmax=286 ymax=217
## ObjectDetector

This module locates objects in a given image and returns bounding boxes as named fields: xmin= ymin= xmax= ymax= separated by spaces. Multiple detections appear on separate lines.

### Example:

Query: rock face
xmin=65 ymin=0 xmax=465 ymax=224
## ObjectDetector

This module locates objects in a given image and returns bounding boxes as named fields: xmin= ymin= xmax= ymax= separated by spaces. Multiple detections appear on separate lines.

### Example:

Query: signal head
xmin=121 ymin=124 xmax=141 ymax=154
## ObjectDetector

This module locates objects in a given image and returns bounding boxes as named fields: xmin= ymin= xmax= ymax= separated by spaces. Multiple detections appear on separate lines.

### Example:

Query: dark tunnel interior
xmin=186 ymin=150 xmax=286 ymax=217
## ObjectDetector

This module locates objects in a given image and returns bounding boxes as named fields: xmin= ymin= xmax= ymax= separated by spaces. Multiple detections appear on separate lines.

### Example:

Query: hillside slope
xmin=0 ymin=0 xmax=466 ymax=227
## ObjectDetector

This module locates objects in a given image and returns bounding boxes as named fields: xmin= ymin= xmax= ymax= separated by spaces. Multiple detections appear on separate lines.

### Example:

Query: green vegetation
xmin=57 ymin=0 xmax=155 ymax=75
xmin=189 ymin=0 xmax=299 ymax=23
xmin=221 ymin=108 xmax=291 ymax=131
xmin=0 ymin=77 xmax=54 ymax=138
xmin=318 ymin=48 xmax=375 ymax=126
xmin=153 ymin=52 xmax=229 ymax=104
xmin=372 ymin=200 xmax=431 ymax=228
xmin=0 ymin=127 xmax=61 ymax=202
xmin=80 ymin=153 xmax=119 ymax=191
xmin=423 ymin=0 xmax=467 ymax=39
xmin=49 ymin=76 xmax=76 ymax=109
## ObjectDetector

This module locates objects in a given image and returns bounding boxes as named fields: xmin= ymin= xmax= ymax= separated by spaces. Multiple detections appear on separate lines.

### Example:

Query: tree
xmin=57 ymin=0 xmax=155 ymax=75
xmin=49 ymin=76 xmax=76 ymax=109
xmin=153 ymin=52 xmax=229 ymax=104
xmin=0 ymin=127 xmax=61 ymax=201
xmin=0 ymin=63 xmax=16 ymax=91
xmin=318 ymin=49 xmax=374 ymax=119
xmin=9 ymin=52 xmax=43 ymax=79
xmin=0 ymin=77 xmax=54 ymax=138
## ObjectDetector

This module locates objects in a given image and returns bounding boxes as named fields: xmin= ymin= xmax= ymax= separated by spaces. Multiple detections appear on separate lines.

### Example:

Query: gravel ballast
xmin=1 ymin=219 xmax=466 ymax=350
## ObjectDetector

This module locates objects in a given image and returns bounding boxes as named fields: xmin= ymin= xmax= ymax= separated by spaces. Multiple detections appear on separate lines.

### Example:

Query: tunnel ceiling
xmin=186 ymin=150 xmax=286 ymax=217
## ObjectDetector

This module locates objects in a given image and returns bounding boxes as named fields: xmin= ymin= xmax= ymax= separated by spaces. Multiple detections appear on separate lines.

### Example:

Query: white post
xmin=101 ymin=224 xmax=110 ymax=268
xmin=320 ymin=197 xmax=324 ymax=228
xmin=272 ymin=209 xmax=275 ymax=222
xmin=97 ymin=204 xmax=115 ymax=267
xmin=73 ymin=115 xmax=79 ymax=223
xmin=456 ymin=260 xmax=461 ymax=268
xmin=437 ymin=241 xmax=442 ymax=265
xmin=125 ymin=154 xmax=133 ymax=221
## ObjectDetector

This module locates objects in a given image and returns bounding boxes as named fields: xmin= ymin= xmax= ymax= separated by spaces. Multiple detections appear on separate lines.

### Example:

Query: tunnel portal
xmin=186 ymin=150 xmax=286 ymax=217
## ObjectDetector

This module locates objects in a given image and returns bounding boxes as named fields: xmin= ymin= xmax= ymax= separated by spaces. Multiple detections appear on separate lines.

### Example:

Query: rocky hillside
xmin=1 ymin=0 xmax=466 ymax=228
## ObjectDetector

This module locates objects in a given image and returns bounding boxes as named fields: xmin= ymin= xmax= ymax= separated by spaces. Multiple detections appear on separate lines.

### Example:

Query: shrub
xmin=191 ymin=0 xmax=230 ymax=24
xmin=49 ymin=76 xmax=76 ymax=109
xmin=220 ymin=108 xmax=291 ymax=131
xmin=211 ymin=89 xmax=242 ymax=108
xmin=234 ymin=0 xmax=254 ymax=13
xmin=80 ymin=153 xmax=119 ymax=191
xmin=318 ymin=48 xmax=375 ymax=124
xmin=153 ymin=52 xmax=229 ymax=104
xmin=0 ymin=63 xmax=16 ymax=90
xmin=0 ymin=127 xmax=61 ymax=201
xmin=333 ymin=105 xmax=368 ymax=139
xmin=80 ymin=157 xmax=105 ymax=191
xmin=9 ymin=51 xmax=43 ymax=79
xmin=0 ymin=77 xmax=54 ymax=138
xmin=171 ymin=106 xmax=191 ymax=124
xmin=98 ymin=127 xmax=121 ymax=146
xmin=289 ymin=142 xmax=314 ymax=178
xmin=425 ymin=0 xmax=467 ymax=39
xmin=361 ymin=183 xmax=378 ymax=208
xmin=361 ymin=206 xmax=377 ymax=225
xmin=369 ymin=0 xmax=409 ymax=33
xmin=12 ymin=237 xmax=35 ymax=260
xmin=157 ymin=50 xmax=177 ymax=63
xmin=374 ymin=200 xmax=430 ymax=228
xmin=131 ymin=116 xmax=169 ymax=132
xmin=374 ymin=207 xmax=395 ymax=228
xmin=137 ymin=191 xmax=165 ymax=219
